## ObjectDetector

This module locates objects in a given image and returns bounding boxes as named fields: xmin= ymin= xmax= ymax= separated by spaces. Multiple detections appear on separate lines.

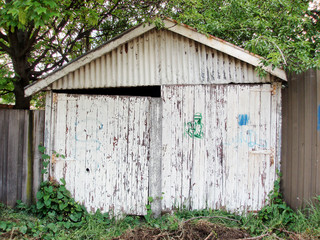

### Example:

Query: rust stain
xmin=53 ymin=93 xmax=58 ymax=103
xmin=271 ymin=83 xmax=277 ymax=95
xmin=113 ymin=136 xmax=118 ymax=148
xmin=270 ymin=148 xmax=275 ymax=166
xmin=51 ymin=154 xmax=56 ymax=164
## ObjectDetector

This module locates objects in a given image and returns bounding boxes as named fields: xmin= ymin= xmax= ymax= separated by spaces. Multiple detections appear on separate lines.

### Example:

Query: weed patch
xmin=1 ymin=167 xmax=320 ymax=239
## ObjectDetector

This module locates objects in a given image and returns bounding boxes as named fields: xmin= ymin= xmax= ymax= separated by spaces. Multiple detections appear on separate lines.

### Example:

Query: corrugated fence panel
xmin=50 ymin=94 xmax=152 ymax=216
xmin=161 ymin=84 xmax=281 ymax=212
xmin=51 ymin=29 xmax=273 ymax=90
xmin=0 ymin=110 xmax=45 ymax=207
xmin=281 ymin=69 xmax=320 ymax=209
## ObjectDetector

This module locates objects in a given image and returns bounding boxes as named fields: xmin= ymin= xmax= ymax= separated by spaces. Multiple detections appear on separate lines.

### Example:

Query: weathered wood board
xmin=161 ymin=84 xmax=281 ymax=213
xmin=0 ymin=110 xmax=45 ymax=206
xmin=47 ymin=82 xmax=281 ymax=215
xmin=49 ymin=94 xmax=152 ymax=216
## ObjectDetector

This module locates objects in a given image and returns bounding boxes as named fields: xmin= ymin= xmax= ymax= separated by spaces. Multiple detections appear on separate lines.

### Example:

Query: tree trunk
xmin=13 ymin=80 xmax=31 ymax=109
xmin=7 ymin=28 xmax=33 ymax=109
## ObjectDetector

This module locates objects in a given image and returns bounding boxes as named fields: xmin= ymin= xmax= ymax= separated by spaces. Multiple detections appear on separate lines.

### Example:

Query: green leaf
xmin=37 ymin=191 xmax=43 ymax=200
xmin=35 ymin=7 xmax=47 ymax=15
xmin=0 ymin=222 xmax=7 ymax=230
xmin=47 ymin=223 xmax=58 ymax=233
xmin=69 ymin=212 xmax=81 ymax=222
xmin=57 ymin=191 xmax=64 ymax=199
xmin=19 ymin=225 xmax=28 ymax=234
xmin=57 ymin=215 xmax=63 ymax=221
xmin=59 ymin=203 xmax=68 ymax=211
xmin=63 ymin=221 xmax=71 ymax=229
xmin=18 ymin=9 xmax=27 ymax=25
xmin=38 ymin=145 xmax=46 ymax=153
xmin=60 ymin=178 xmax=66 ymax=185
xmin=43 ymin=194 xmax=50 ymax=202
xmin=44 ymin=199 xmax=51 ymax=207
xmin=36 ymin=201 xmax=44 ymax=209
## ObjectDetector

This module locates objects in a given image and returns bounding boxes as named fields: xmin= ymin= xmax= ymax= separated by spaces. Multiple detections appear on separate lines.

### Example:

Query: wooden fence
xmin=0 ymin=110 xmax=45 ymax=207
xmin=281 ymin=69 xmax=320 ymax=209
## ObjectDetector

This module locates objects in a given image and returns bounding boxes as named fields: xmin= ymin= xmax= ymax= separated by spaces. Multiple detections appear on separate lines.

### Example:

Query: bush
xmin=34 ymin=178 xmax=87 ymax=222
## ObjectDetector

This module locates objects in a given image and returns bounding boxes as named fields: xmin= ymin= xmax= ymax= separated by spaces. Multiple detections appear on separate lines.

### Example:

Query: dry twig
xmin=204 ymin=231 xmax=215 ymax=240
xmin=183 ymin=216 xmax=240 ymax=224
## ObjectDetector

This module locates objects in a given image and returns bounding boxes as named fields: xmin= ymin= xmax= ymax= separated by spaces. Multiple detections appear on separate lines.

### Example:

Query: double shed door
xmin=47 ymin=83 xmax=281 ymax=215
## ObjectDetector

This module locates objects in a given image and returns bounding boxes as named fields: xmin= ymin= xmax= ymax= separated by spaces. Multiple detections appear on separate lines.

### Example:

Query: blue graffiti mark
xmin=238 ymin=114 xmax=249 ymax=126
xmin=225 ymin=129 xmax=267 ymax=149
xmin=75 ymin=118 xmax=103 ymax=150
xmin=318 ymin=105 xmax=320 ymax=131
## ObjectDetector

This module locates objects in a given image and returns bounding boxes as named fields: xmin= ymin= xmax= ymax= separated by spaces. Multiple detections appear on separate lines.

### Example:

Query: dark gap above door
xmin=53 ymin=86 xmax=161 ymax=97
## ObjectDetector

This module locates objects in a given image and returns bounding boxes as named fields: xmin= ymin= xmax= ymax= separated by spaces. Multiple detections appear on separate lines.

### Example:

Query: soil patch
xmin=112 ymin=220 xmax=250 ymax=240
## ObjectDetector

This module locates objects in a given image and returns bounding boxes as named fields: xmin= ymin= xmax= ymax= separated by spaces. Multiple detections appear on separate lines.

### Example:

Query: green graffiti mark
xmin=185 ymin=113 xmax=203 ymax=139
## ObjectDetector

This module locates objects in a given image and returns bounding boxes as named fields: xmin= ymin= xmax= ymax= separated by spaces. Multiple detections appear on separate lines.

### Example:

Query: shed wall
xmin=51 ymin=29 xmax=274 ymax=90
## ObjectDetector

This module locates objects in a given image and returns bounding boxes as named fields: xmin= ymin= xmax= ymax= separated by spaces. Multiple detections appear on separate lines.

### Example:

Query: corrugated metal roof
xmin=25 ymin=18 xmax=286 ymax=97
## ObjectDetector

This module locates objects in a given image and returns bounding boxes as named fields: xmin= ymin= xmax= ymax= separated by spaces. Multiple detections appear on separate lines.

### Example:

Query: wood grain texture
xmin=161 ymin=84 xmax=281 ymax=213
xmin=46 ymin=82 xmax=282 ymax=215
xmin=0 ymin=110 xmax=44 ymax=207
xmin=49 ymin=94 xmax=153 ymax=216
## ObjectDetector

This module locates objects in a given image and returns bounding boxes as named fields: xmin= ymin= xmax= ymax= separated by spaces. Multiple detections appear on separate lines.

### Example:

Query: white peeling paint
xmin=49 ymin=94 xmax=152 ymax=216
xmin=161 ymin=84 xmax=281 ymax=213
xmin=45 ymin=82 xmax=281 ymax=216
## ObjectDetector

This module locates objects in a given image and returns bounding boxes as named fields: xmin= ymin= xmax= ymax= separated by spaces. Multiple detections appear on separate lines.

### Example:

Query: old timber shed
xmin=25 ymin=19 xmax=287 ymax=216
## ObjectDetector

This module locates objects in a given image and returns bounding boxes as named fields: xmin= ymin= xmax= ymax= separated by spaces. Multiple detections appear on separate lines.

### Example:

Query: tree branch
xmin=0 ymin=31 xmax=9 ymax=42
xmin=0 ymin=89 xmax=14 ymax=96
xmin=0 ymin=40 xmax=11 ymax=54
xmin=22 ymin=27 xmax=40 ymax=57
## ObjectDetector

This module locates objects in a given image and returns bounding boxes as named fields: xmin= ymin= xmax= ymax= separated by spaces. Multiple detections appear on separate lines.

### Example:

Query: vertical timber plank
xmin=33 ymin=111 xmax=45 ymax=202
xmin=0 ymin=110 xmax=8 ymax=204
xmin=149 ymin=98 xmax=162 ymax=217
xmin=7 ymin=110 xmax=20 ymax=206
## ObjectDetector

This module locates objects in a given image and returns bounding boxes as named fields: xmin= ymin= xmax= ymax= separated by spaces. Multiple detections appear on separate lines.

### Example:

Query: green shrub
xmin=34 ymin=178 xmax=87 ymax=222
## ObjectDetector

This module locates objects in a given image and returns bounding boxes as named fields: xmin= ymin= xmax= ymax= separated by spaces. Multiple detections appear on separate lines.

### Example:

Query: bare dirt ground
xmin=112 ymin=220 xmax=251 ymax=240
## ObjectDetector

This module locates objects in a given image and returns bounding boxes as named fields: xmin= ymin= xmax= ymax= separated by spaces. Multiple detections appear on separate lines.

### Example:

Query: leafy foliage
xmin=258 ymin=173 xmax=295 ymax=227
xmin=0 ymin=0 xmax=319 ymax=108
xmin=0 ymin=0 xmax=172 ymax=108
xmin=34 ymin=179 xmax=87 ymax=222
xmin=170 ymin=0 xmax=320 ymax=73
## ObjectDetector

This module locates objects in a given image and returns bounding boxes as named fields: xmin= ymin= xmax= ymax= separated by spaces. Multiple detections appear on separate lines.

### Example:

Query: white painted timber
xmin=48 ymin=93 xmax=153 ymax=216
xmin=149 ymin=98 xmax=162 ymax=217
xmin=161 ymin=84 xmax=281 ymax=213
xmin=44 ymin=83 xmax=281 ymax=215
xmin=24 ymin=19 xmax=286 ymax=97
